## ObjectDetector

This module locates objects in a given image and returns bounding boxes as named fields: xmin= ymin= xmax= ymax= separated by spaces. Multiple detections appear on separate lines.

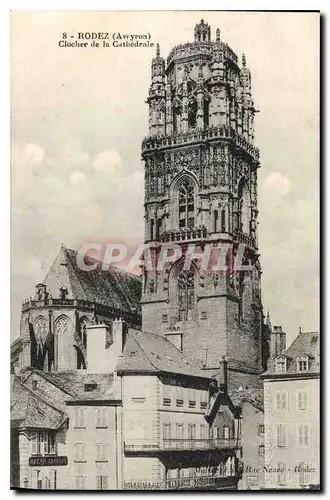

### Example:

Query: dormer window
xmin=297 ymin=355 xmax=309 ymax=373
xmin=275 ymin=356 xmax=286 ymax=373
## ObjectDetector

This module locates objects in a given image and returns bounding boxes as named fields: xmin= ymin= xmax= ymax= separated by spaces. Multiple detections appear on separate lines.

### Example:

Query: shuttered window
xmin=275 ymin=391 xmax=288 ymax=411
xmin=276 ymin=424 xmax=289 ymax=447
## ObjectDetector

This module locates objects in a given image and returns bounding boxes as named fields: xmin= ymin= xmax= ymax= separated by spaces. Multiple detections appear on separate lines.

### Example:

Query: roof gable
xmin=42 ymin=246 xmax=142 ymax=314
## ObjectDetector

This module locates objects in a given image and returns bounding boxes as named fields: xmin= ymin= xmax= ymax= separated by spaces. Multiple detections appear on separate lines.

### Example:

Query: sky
xmin=11 ymin=11 xmax=319 ymax=345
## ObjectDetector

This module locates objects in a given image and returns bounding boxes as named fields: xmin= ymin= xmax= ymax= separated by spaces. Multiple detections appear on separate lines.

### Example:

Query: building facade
xmin=261 ymin=330 xmax=320 ymax=489
xmin=141 ymin=20 xmax=265 ymax=388
xmin=230 ymin=389 xmax=265 ymax=490
xmin=11 ymin=320 xmax=244 ymax=490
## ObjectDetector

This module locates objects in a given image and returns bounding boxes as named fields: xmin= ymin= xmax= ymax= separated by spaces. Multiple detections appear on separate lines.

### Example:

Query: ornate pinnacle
xmin=242 ymin=53 xmax=246 ymax=67
xmin=216 ymin=28 xmax=220 ymax=43
xmin=156 ymin=43 xmax=160 ymax=57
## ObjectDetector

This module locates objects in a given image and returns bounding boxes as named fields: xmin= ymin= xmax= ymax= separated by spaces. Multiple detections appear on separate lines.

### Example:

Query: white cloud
xmin=263 ymin=172 xmax=291 ymax=195
xmin=93 ymin=150 xmax=122 ymax=175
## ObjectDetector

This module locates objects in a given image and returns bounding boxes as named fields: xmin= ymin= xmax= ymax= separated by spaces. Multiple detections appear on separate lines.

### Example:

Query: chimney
xmin=270 ymin=325 xmax=287 ymax=359
xmin=86 ymin=319 xmax=126 ymax=373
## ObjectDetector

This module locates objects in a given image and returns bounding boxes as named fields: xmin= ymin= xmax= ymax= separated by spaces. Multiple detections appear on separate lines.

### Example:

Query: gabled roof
xmin=116 ymin=329 xmax=210 ymax=381
xmin=282 ymin=331 xmax=319 ymax=360
xmin=262 ymin=331 xmax=320 ymax=376
xmin=11 ymin=376 xmax=66 ymax=430
xmin=42 ymin=245 xmax=142 ymax=315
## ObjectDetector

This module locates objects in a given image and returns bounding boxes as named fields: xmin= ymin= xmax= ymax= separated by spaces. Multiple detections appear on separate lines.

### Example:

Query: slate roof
xmin=229 ymin=388 xmax=264 ymax=412
xmin=262 ymin=331 xmax=320 ymax=376
xmin=11 ymin=376 xmax=66 ymax=430
xmin=116 ymin=329 xmax=211 ymax=381
xmin=22 ymin=369 xmax=117 ymax=404
xmin=42 ymin=245 xmax=142 ymax=315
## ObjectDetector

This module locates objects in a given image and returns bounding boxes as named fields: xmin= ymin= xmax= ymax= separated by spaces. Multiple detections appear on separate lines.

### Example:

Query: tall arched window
xmin=34 ymin=316 xmax=48 ymax=370
xmin=77 ymin=317 xmax=88 ymax=370
xmin=203 ymin=99 xmax=210 ymax=128
xmin=150 ymin=218 xmax=154 ymax=241
xmin=55 ymin=316 xmax=70 ymax=371
xmin=178 ymin=180 xmax=195 ymax=229
xmin=177 ymin=269 xmax=195 ymax=321
xmin=238 ymin=178 xmax=250 ymax=234
xmin=156 ymin=218 xmax=162 ymax=240
xmin=188 ymin=98 xmax=197 ymax=129
xmin=213 ymin=210 xmax=218 ymax=233
xmin=221 ymin=209 xmax=226 ymax=233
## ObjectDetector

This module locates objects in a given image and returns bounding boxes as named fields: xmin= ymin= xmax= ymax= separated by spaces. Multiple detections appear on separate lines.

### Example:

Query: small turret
xmin=147 ymin=44 xmax=166 ymax=136
xmin=194 ymin=19 xmax=211 ymax=43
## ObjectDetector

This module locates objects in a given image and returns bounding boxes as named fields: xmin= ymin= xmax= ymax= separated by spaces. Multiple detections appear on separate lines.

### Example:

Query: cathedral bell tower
xmin=141 ymin=20 xmax=264 ymax=388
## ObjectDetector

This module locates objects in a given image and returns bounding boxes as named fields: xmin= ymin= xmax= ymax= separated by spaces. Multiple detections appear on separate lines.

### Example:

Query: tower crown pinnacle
xmin=156 ymin=43 xmax=160 ymax=58
xmin=242 ymin=53 xmax=246 ymax=67
xmin=194 ymin=19 xmax=211 ymax=43
xmin=216 ymin=28 xmax=221 ymax=43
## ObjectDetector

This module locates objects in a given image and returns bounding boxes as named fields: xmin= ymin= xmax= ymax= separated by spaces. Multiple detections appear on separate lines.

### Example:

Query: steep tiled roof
xmin=262 ymin=331 xmax=319 ymax=376
xmin=282 ymin=331 xmax=319 ymax=360
xmin=42 ymin=246 xmax=141 ymax=315
xmin=23 ymin=369 xmax=117 ymax=403
xmin=116 ymin=329 xmax=210 ymax=381
xmin=229 ymin=388 xmax=264 ymax=412
xmin=11 ymin=376 xmax=66 ymax=429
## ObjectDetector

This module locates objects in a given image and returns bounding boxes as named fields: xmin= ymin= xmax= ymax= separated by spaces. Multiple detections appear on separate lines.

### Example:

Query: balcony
xmin=142 ymin=126 xmax=259 ymax=161
xmin=124 ymin=475 xmax=239 ymax=490
xmin=124 ymin=438 xmax=240 ymax=455
xmin=163 ymin=438 xmax=239 ymax=451
xmin=232 ymin=230 xmax=256 ymax=249
xmin=159 ymin=226 xmax=207 ymax=243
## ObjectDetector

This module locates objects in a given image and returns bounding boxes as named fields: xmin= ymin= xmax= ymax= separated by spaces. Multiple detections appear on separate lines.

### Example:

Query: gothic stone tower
xmin=141 ymin=20 xmax=263 ymax=388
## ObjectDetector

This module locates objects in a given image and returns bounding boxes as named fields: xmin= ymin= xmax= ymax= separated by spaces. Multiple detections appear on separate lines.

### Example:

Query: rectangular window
xmin=45 ymin=470 xmax=56 ymax=490
xmin=163 ymin=398 xmax=171 ymax=406
xmin=200 ymin=401 xmax=207 ymax=410
xmin=258 ymin=424 xmax=264 ymax=436
xmin=74 ymin=407 xmax=85 ymax=428
xmin=176 ymin=399 xmax=183 ymax=408
xmin=175 ymin=423 xmax=184 ymax=440
xmin=96 ymin=443 xmax=108 ymax=462
xmin=259 ymin=445 xmax=265 ymax=456
xmin=276 ymin=461 xmax=287 ymax=486
xmin=297 ymin=423 xmax=310 ymax=448
xmin=31 ymin=432 xmax=38 ymax=455
xmin=76 ymin=476 xmax=86 ymax=490
xmin=276 ymin=424 xmax=289 ymax=447
xmin=96 ymin=475 xmax=108 ymax=490
xmin=297 ymin=391 xmax=309 ymax=411
xmin=31 ymin=431 xmax=56 ymax=455
xmin=163 ymin=423 xmax=171 ymax=440
xmin=298 ymin=462 xmax=311 ymax=486
xmin=213 ymin=427 xmax=220 ymax=439
xmin=96 ymin=407 xmax=108 ymax=428
xmin=275 ymin=391 xmax=288 ymax=412
xmin=74 ymin=443 xmax=86 ymax=462
xmin=297 ymin=356 xmax=308 ymax=372
xmin=188 ymin=400 xmax=196 ymax=408
xmin=188 ymin=424 xmax=196 ymax=440
xmin=200 ymin=424 xmax=208 ymax=440
xmin=223 ymin=426 xmax=229 ymax=440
